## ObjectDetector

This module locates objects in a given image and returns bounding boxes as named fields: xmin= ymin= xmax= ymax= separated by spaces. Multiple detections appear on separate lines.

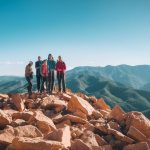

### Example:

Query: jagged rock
xmin=73 ymin=110 xmax=87 ymax=119
xmin=108 ymin=121 xmax=121 ymax=131
xmin=0 ymin=126 xmax=14 ymax=145
xmin=12 ymin=137 xmax=64 ymax=150
xmin=28 ymin=110 xmax=56 ymax=134
xmin=94 ymin=98 xmax=111 ymax=111
xmin=0 ymin=110 xmax=12 ymax=127
xmin=123 ymin=142 xmax=150 ymax=150
xmin=127 ymin=126 xmax=147 ymax=142
xmin=95 ymin=134 xmax=108 ymax=146
xmin=61 ymin=93 xmax=71 ymax=101
xmin=45 ymin=126 xmax=71 ymax=148
xmin=12 ymin=111 xmax=34 ymax=121
xmin=11 ymin=119 xmax=26 ymax=127
xmin=11 ymin=94 xmax=25 ymax=112
xmin=126 ymin=111 xmax=150 ymax=138
xmin=71 ymin=139 xmax=91 ymax=150
xmin=0 ymin=125 xmax=42 ymax=145
xmin=56 ymin=119 xmax=71 ymax=129
xmin=0 ymin=94 xmax=9 ymax=99
xmin=53 ymin=114 xmax=87 ymax=124
xmin=41 ymin=96 xmax=67 ymax=112
xmin=68 ymin=95 xmax=95 ymax=116
xmin=107 ymin=128 xmax=134 ymax=144
xmin=109 ymin=105 xmax=126 ymax=122
xmin=80 ymin=130 xmax=99 ymax=148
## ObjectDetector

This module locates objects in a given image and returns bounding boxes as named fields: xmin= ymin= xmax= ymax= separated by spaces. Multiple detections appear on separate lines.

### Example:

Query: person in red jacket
xmin=40 ymin=59 xmax=48 ymax=93
xmin=56 ymin=56 xmax=66 ymax=93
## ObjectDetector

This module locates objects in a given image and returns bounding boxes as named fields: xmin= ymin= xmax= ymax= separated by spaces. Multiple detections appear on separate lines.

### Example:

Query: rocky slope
xmin=0 ymin=91 xmax=150 ymax=150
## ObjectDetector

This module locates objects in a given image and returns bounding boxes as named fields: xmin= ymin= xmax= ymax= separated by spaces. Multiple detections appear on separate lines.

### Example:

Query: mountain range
xmin=1 ymin=64 xmax=150 ymax=118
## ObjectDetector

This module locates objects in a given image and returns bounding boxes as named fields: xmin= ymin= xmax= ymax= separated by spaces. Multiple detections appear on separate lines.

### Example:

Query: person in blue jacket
xmin=47 ymin=54 xmax=56 ymax=94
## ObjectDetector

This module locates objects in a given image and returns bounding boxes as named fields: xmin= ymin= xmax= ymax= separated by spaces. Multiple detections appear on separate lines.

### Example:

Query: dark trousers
xmin=57 ymin=72 xmax=66 ymax=92
xmin=36 ymin=75 xmax=41 ymax=92
xmin=40 ymin=76 xmax=48 ymax=93
xmin=26 ymin=77 xmax=32 ymax=95
xmin=48 ymin=71 xmax=55 ymax=93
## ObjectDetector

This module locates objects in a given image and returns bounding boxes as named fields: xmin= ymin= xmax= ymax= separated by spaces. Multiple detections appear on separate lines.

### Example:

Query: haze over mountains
xmin=1 ymin=65 xmax=150 ymax=118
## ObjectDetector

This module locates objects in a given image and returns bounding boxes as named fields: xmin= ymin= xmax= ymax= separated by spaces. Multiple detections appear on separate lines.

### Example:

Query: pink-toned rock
xmin=68 ymin=95 xmax=95 ymax=116
xmin=80 ymin=130 xmax=99 ymax=148
xmin=11 ymin=119 xmax=26 ymax=127
xmin=0 ymin=125 xmax=42 ymax=145
xmin=109 ymin=105 xmax=126 ymax=122
xmin=61 ymin=93 xmax=71 ymax=101
xmin=123 ymin=142 xmax=150 ymax=150
xmin=89 ymin=96 xmax=97 ymax=103
xmin=94 ymin=98 xmax=111 ymax=111
xmin=12 ymin=111 xmax=34 ymax=121
xmin=45 ymin=126 xmax=71 ymax=148
xmin=11 ymin=94 xmax=25 ymax=112
xmin=0 ymin=126 xmax=14 ymax=145
xmin=0 ymin=110 xmax=12 ymax=127
xmin=0 ymin=94 xmax=9 ymax=99
xmin=28 ymin=110 xmax=56 ymax=134
xmin=41 ymin=96 xmax=67 ymax=112
xmin=53 ymin=114 xmax=87 ymax=125
xmin=73 ymin=110 xmax=87 ymax=119
xmin=14 ymin=125 xmax=43 ymax=138
xmin=127 ymin=126 xmax=147 ymax=142
xmin=12 ymin=137 xmax=64 ymax=150
xmin=56 ymin=119 xmax=71 ymax=129
xmin=126 ymin=111 xmax=150 ymax=138
xmin=100 ymin=110 xmax=110 ymax=118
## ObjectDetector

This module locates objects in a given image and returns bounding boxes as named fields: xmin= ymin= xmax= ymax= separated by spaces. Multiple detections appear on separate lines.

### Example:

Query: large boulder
xmin=11 ymin=94 xmax=25 ymax=112
xmin=0 ymin=125 xmax=42 ymax=145
xmin=12 ymin=137 xmax=64 ymax=150
xmin=41 ymin=96 xmax=67 ymax=113
xmin=0 ymin=94 xmax=9 ymax=99
xmin=109 ymin=105 xmax=126 ymax=122
xmin=71 ymin=139 xmax=91 ymax=150
xmin=126 ymin=112 xmax=150 ymax=138
xmin=94 ymin=98 xmax=111 ymax=111
xmin=80 ymin=130 xmax=99 ymax=148
xmin=0 ymin=110 xmax=12 ymax=127
xmin=107 ymin=128 xmax=134 ymax=144
xmin=45 ymin=126 xmax=71 ymax=148
xmin=28 ymin=110 xmax=56 ymax=134
xmin=68 ymin=95 xmax=95 ymax=116
xmin=127 ymin=126 xmax=147 ymax=142
xmin=53 ymin=114 xmax=87 ymax=125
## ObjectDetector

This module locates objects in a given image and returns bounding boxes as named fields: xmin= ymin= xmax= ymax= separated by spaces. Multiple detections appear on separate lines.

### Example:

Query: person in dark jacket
xmin=56 ymin=56 xmax=66 ymax=93
xmin=25 ymin=61 xmax=33 ymax=98
xmin=35 ymin=56 xmax=42 ymax=93
xmin=47 ymin=54 xmax=56 ymax=94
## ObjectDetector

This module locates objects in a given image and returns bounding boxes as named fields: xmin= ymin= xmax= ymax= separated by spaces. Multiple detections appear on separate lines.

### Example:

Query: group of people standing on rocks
xmin=25 ymin=54 xmax=66 ymax=97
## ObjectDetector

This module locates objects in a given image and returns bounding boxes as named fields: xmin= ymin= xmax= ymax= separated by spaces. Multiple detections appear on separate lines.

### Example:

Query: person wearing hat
xmin=40 ymin=59 xmax=48 ymax=93
xmin=25 ymin=61 xmax=33 ymax=98
xmin=35 ymin=56 xmax=42 ymax=93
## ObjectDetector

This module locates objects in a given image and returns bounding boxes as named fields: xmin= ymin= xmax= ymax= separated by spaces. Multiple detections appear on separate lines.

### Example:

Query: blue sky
xmin=0 ymin=0 xmax=150 ymax=75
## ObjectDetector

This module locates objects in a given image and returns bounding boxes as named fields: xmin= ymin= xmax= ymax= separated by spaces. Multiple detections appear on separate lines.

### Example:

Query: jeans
xmin=48 ymin=71 xmax=55 ymax=93
xmin=26 ymin=77 xmax=32 ymax=95
xmin=40 ymin=76 xmax=48 ymax=93
xmin=57 ymin=72 xmax=66 ymax=92
xmin=36 ymin=75 xmax=41 ymax=92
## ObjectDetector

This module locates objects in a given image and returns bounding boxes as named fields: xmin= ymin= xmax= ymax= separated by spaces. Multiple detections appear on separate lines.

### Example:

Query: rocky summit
xmin=0 ymin=91 xmax=150 ymax=150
